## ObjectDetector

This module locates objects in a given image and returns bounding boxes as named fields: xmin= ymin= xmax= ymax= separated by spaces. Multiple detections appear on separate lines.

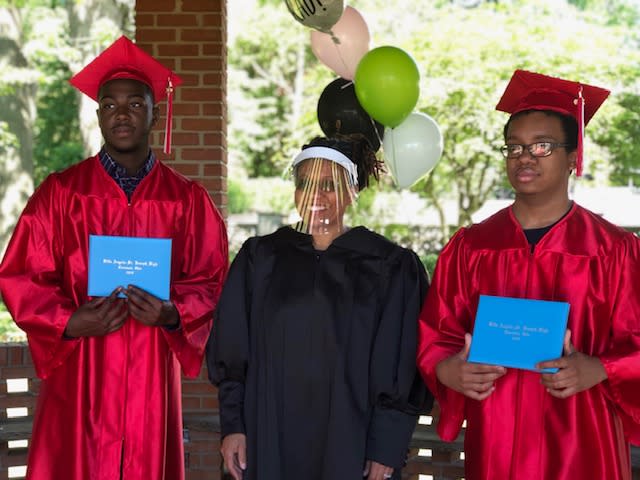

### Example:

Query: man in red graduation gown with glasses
xmin=0 ymin=36 xmax=228 ymax=479
xmin=418 ymin=70 xmax=640 ymax=479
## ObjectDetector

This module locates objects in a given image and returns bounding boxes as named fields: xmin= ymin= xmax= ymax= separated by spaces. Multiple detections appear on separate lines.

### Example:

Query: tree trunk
xmin=0 ymin=12 xmax=36 ymax=257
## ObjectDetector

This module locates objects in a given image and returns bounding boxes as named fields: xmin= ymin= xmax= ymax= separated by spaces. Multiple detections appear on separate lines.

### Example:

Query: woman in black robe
xmin=207 ymin=136 xmax=432 ymax=480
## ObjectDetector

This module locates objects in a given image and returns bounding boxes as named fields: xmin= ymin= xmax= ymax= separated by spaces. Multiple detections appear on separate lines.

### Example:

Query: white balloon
xmin=383 ymin=112 xmax=443 ymax=189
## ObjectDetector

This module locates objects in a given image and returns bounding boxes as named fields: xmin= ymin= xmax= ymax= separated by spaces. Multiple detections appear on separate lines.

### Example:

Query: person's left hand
xmin=363 ymin=459 xmax=393 ymax=479
xmin=126 ymin=285 xmax=180 ymax=328
xmin=537 ymin=329 xmax=608 ymax=398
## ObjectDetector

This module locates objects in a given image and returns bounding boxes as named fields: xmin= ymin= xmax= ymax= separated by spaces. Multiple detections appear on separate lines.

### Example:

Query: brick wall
xmin=133 ymin=2 xmax=228 ymax=475
xmin=135 ymin=0 xmax=228 ymax=215
xmin=182 ymin=365 xmax=222 ymax=478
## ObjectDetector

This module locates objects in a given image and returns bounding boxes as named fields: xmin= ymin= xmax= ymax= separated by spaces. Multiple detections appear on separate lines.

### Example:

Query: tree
xmin=228 ymin=1 xmax=331 ymax=177
xmin=0 ymin=0 xmax=133 ymax=257
xmin=0 ymin=121 xmax=22 ymax=261
xmin=229 ymin=1 xmax=640 ymax=248
xmin=0 ymin=2 xmax=39 ymax=257
xmin=32 ymin=57 xmax=84 ymax=185
xmin=365 ymin=0 xmax=640 ymax=242
xmin=594 ymin=92 xmax=640 ymax=186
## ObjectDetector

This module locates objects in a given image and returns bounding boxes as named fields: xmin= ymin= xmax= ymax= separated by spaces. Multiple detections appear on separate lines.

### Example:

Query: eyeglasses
xmin=500 ymin=142 xmax=571 ymax=159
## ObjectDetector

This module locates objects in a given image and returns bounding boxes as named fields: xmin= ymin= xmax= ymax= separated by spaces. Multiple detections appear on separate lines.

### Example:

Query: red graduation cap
xmin=495 ymin=69 xmax=610 ymax=176
xmin=69 ymin=35 xmax=183 ymax=154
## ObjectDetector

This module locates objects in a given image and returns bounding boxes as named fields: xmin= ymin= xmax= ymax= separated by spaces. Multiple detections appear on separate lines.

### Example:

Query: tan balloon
xmin=310 ymin=6 xmax=370 ymax=80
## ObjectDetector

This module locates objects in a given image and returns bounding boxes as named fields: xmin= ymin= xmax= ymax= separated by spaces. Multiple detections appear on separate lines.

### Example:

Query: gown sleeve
xmin=206 ymin=239 xmax=254 ymax=437
xmin=597 ymin=233 xmax=640 ymax=444
xmin=164 ymin=183 xmax=229 ymax=378
xmin=416 ymin=229 xmax=472 ymax=441
xmin=365 ymin=248 xmax=433 ymax=469
xmin=0 ymin=176 xmax=80 ymax=379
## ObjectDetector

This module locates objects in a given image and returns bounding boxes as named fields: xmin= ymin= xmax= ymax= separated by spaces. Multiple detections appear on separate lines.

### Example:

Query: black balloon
xmin=317 ymin=77 xmax=385 ymax=152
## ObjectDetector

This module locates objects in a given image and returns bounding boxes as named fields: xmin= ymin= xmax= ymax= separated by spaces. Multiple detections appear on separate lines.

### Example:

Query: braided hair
xmin=301 ymin=134 xmax=384 ymax=190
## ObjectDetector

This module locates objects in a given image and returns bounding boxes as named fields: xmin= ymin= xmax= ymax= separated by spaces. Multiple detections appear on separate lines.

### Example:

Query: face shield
xmin=290 ymin=147 xmax=359 ymax=236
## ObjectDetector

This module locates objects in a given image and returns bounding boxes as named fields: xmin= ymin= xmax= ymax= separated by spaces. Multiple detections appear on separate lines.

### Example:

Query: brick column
xmin=134 ymin=2 xmax=227 ymax=478
xmin=135 ymin=0 xmax=228 ymax=215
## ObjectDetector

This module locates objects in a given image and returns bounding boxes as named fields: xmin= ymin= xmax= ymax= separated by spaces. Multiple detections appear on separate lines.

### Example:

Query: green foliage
xmin=345 ymin=182 xmax=379 ymax=225
xmin=227 ymin=1 xmax=333 ymax=177
xmin=0 ymin=301 xmax=24 ymax=342
xmin=0 ymin=0 xmax=68 ymax=8
xmin=593 ymin=92 xmax=640 ymax=186
xmin=422 ymin=252 xmax=439 ymax=279
xmin=383 ymin=0 xmax=640 ymax=238
xmin=1 ymin=0 xmax=135 ymax=186
xmin=229 ymin=0 xmax=640 ymax=251
xmin=33 ymin=58 xmax=84 ymax=184
xmin=228 ymin=177 xmax=254 ymax=214
xmin=368 ymin=222 xmax=450 ymax=259
xmin=0 ymin=122 xmax=19 ymax=153
xmin=248 ymin=177 xmax=295 ymax=213
xmin=568 ymin=0 xmax=640 ymax=27
xmin=226 ymin=175 xmax=298 ymax=217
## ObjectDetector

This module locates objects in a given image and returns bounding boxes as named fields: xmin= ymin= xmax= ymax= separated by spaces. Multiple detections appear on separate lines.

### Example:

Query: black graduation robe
xmin=207 ymin=226 xmax=432 ymax=479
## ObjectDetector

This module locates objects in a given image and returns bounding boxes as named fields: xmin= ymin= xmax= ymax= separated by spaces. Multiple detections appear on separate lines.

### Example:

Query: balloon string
xmin=333 ymin=80 xmax=381 ymax=152
xmin=370 ymin=115 xmax=383 ymax=149
xmin=389 ymin=129 xmax=399 ymax=185
xmin=332 ymin=41 xmax=351 ymax=80
xmin=329 ymin=29 xmax=341 ymax=45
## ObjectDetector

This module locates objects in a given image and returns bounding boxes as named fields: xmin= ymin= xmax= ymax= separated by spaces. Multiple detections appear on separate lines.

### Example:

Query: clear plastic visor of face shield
xmin=291 ymin=157 xmax=358 ymax=236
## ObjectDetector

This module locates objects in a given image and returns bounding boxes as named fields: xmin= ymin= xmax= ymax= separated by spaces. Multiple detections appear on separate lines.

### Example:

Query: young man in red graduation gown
xmin=0 ymin=36 xmax=228 ymax=479
xmin=417 ymin=70 xmax=640 ymax=479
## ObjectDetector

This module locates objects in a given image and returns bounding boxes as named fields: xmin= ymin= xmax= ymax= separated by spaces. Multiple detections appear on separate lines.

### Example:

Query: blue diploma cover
xmin=468 ymin=295 xmax=570 ymax=373
xmin=88 ymin=235 xmax=172 ymax=300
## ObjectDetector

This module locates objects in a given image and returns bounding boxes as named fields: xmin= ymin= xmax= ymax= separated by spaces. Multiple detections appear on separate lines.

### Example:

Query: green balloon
xmin=354 ymin=46 xmax=420 ymax=128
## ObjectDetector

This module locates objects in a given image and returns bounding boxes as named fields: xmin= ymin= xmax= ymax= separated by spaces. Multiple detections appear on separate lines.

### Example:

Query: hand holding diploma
xmin=65 ymin=287 xmax=128 ymax=338
xmin=436 ymin=333 xmax=507 ymax=401
xmin=126 ymin=285 xmax=180 ymax=328
xmin=537 ymin=330 xmax=608 ymax=398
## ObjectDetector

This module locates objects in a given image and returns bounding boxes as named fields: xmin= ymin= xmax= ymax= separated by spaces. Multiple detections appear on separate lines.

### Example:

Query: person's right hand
xmin=435 ymin=333 xmax=506 ymax=400
xmin=64 ymin=287 xmax=128 ymax=338
xmin=221 ymin=433 xmax=247 ymax=480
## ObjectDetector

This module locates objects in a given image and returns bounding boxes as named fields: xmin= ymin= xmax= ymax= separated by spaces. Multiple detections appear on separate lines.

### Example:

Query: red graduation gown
xmin=417 ymin=203 xmax=640 ymax=480
xmin=0 ymin=155 xmax=228 ymax=480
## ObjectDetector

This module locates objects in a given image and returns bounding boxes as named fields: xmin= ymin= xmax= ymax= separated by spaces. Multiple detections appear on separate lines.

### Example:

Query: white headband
xmin=292 ymin=146 xmax=358 ymax=187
